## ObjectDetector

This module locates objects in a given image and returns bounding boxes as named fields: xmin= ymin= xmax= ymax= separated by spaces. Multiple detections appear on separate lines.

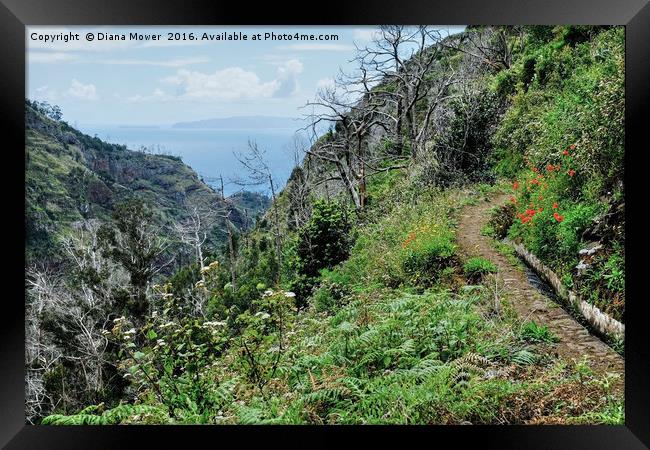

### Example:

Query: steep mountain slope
xmin=25 ymin=100 xmax=262 ymax=262
xmin=32 ymin=26 xmax=626 ymax=426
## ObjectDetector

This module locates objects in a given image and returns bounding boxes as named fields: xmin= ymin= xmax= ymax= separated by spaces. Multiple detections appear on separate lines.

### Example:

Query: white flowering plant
xmin=233 ymin=289 xmax=296 ymax=398
xmin=107 ymin=283 xmax=231 ymax=422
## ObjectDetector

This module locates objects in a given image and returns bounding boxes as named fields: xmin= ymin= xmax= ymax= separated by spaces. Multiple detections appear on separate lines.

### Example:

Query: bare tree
xmin=26 ymin=220 xmax=129 ymax=421
xmin=299 ymin=26 xmax=460 ymax=211
xmin=233 ymin=141 xmax=283 ymax=283
xmin=444 ymin=26 xmax=517 ymax=71
xmin=352 ymin=26 xmax=457 ymax=159
xmin=285 ymin=134 xmax=314 ymax=230
xmin=303 ymin=82 xmax=406 ymax=211
xmin=174 ymin=200 xmax=215 ymax=270
xmin=25 ymin=268 xmax=61 ymax=422
xmin=216 ymin=175 xmax=238 ymax=290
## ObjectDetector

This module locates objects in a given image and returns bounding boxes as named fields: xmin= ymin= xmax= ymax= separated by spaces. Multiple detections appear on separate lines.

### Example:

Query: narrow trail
xmin=457 ymin=192 xmax=624 ymax=383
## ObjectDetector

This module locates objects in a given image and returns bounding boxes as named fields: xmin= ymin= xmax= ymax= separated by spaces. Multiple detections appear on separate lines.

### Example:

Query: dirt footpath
xmin=456 ymin=193 xmax=624 ymax=383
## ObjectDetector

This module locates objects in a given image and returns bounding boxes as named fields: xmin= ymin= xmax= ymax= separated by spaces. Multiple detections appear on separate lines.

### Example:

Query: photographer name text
xmin=30 ymin=31 xmax=340 ymax=43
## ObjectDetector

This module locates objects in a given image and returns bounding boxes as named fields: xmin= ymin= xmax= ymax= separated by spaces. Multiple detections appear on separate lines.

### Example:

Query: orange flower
xmin=553 ymin=212 xmax=564 ymax=222
xmin=553 ymin=202 xmax=558 ymax=209
xmin=513 ymin=181 xmax=519 ymax=190
xmin=510 ymin=196 xmax=518 ymax=204
xmin=569 ymin=144 xmax=576 ymax=150
xmin=402 ymin=231 xmax=417 ymax=248
xmin=568 ymin=169 xmax=576 ymax=177
xmin=562 ymin=150 xmax=569 ymax=156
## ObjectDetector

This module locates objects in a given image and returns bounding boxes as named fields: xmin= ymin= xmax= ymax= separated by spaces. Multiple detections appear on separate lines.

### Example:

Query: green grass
xmin=45 ymin=187 xmax=623 ymax=425
xmin=520 ymin=320 xmax=560 ymax=344
xmin=34 ymin=26 xmax=625 ymax=426
xmin=463 ymin=257 xmax=498 ymax=283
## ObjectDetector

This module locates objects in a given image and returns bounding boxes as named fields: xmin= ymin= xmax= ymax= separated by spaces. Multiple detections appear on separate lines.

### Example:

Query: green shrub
xmin=328 ymin=188 xmax=461 ymax=291
xmin=601 ymin=252 xmax=625 ymax=294
xmin=492 ymin=69 xmax=518 ymax=98
xmin=402 ymin=233 xmax=457 ymax=286
xmin=463 ymin=257 xmax=498 ymax=283
xmin=311 ymin=275 xmax=352 ymax=313
xmin=554 ymin=203 xmax=600 ymax=262
xmin=296 ymin=199 xmax=352 ymax=278
xmin=520 ymin=321 xmax=559 ymax=344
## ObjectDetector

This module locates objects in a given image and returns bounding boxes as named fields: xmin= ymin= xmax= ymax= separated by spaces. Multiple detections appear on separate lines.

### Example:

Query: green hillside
xmin=26 ymin=100 xmax=265 ymax=265
xmin=29 ymin=26 xmax=625 ymax=426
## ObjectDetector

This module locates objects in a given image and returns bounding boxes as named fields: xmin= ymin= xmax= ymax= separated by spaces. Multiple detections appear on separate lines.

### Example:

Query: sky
xmin=27 ymin=26 xmax=465 ymax=127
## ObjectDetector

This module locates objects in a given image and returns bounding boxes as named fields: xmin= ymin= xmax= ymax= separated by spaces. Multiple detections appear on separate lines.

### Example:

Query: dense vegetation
xmin=489 ymin=26 xmax=625 ymax=322
xmin=25 ymin=101 xmax=268 ymax=265
xmin=27 ymin=25 xmax=624 ymax=425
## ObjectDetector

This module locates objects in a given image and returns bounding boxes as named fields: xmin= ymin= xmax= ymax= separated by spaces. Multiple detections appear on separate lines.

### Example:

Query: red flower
xmin=569 ymin=144 xmax=576 ymax=150
xmin=546 ymin=164 xmax=554 ymax=172
xmin=538 ymin=207 xmax=544 ymax=212
xmin=553 ymin=212 xmax=564 ymax=222
xmin=521 ymin=216 xmax=531 ymax=224
xmin=562 ymin=150 xmax=569 ymax=156
xmin=553 ymin=202 xmax=558 ymax=209
xmin=510 ymin=196 xmax=518 ymax=204
xmin=530 ymin=179 xmax=540 ymax=185
xmin=532 ymin=167 xmax=539 ymax=173
xmin=568 ymin=169 xmax=576 ymax=177
xmin=513 ymin=181 xmax=519 ymax=190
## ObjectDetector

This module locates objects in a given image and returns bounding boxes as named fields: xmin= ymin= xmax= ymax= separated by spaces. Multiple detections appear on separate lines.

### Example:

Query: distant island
xmin=172 ymin=115 xmax=304 ymax=130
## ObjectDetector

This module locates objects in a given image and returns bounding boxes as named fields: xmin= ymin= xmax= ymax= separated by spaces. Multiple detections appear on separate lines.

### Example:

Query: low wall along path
xmin=457 ymin=193 xmax=624 ymax=383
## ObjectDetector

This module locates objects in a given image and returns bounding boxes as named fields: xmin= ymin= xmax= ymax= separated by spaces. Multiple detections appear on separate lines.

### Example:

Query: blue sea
xmin=78 ymin=125 xmax=302 ymax=196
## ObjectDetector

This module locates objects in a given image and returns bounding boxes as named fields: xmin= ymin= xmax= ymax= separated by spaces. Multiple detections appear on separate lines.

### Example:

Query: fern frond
xmin=451 ymin=352 xmax=491 ymax=368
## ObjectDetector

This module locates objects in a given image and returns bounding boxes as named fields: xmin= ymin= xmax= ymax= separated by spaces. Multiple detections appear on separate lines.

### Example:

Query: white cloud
xmin=352 ymin=28 xmax=380 ymax=42
xmin=161 ymin=59 xmax=303 ymax=101
xmin=278 ymin=43 xmax=354 ymax=52
xmin=127 ymin=88 xmax=173 ymax=103
xmin=316 ymin=77 xmax=335 ymax=90
xmin=273 ymin=59 xmax=304 ymax=97
xmin=28 ymin=52 xmax=79 ymax=63
xmin=99 ymin=56 xmax=209 ymax=67
xmin=32 ymin=85 xmax=59 ymax=101
xmin=67 ymin=79 xmax=98 ymax=100
xmin=30 ymin=79 xmax=99 ymax=101
xmin=162 ymin=67 xmax=277 ymax=100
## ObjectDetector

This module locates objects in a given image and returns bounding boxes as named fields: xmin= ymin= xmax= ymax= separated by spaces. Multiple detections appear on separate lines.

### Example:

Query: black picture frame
xmin=1 ymin=1 xmax=648 ymax=448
